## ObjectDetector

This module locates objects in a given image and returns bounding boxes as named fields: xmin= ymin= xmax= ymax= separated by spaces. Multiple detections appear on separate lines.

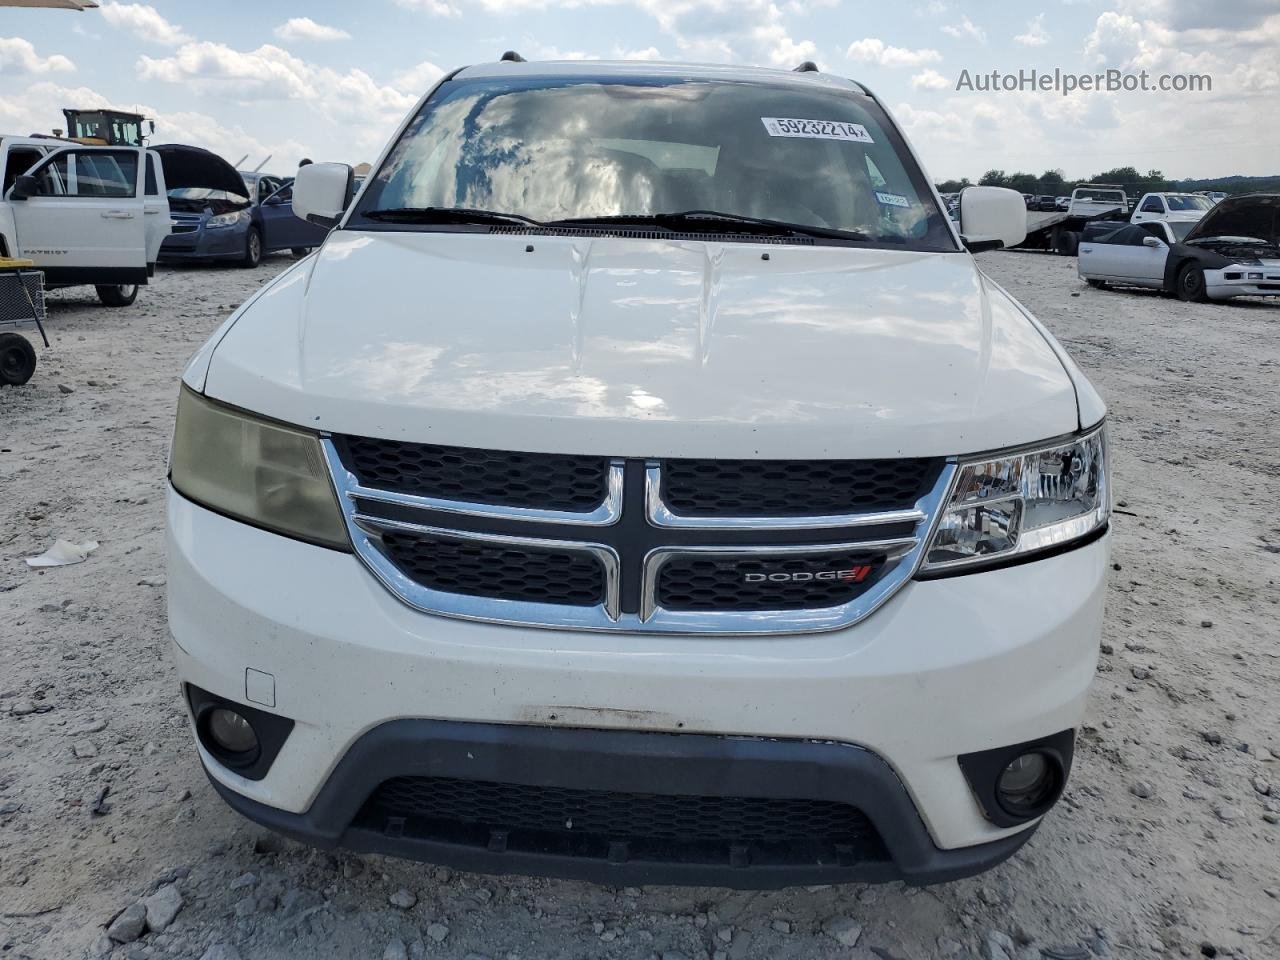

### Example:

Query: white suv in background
xmin=168 ymin=59 xmax=1110 ymax=888
xmin=0 ymin=137 xmax=168 ymax=306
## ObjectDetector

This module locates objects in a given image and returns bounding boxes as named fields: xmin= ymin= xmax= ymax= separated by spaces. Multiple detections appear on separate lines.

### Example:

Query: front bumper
xmin=202 ymin=716 xmax=1038 ymax=888
xmin=1206 ymin=264 xmax=1280 ymax=300
xmin=159 ymin=227 xmax=244 ymax=261
xmin=168 ymin=488 xmax=1108 ymax=881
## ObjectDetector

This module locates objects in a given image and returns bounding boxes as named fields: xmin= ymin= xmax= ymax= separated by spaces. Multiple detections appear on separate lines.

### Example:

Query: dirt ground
xmin=1 ymin=250 xmax=1278 ymax=960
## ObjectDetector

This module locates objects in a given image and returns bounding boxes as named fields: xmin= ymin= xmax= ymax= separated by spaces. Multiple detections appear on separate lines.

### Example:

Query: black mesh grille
xmin=337 ymin=436 xmax=609 ymax=511
xmin=657 ymin=551 xmax=883 ymax=611
xmin=379 ymin=532 xmax=606 ymax=607
xmin=660 ymin=458 xmax=939 ymax=517
xmin=358 ymin=776 xmax=887 ymax=867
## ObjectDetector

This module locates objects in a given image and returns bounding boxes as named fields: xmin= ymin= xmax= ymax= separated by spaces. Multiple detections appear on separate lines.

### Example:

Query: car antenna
xmin=500 ymin=50 xmax=526 ymax=63
xmin=793 ymin=61 xmax=819 ymax=73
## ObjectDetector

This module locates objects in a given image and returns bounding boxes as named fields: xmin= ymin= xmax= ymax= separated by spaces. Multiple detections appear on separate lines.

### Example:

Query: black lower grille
xmin=357 ymin=776 xmax=887 ymax=867
xmin=379 ymin=532 xmax=606 ymax=606
xmin=660 ymin=457 xmax=940 ymax=517
xmin=336 ymin=436 xmax=609 ymax=511
xmin=657 ymin=550 xmax=884 ymax=611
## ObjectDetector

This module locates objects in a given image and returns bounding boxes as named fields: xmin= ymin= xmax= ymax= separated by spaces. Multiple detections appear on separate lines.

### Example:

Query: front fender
xmin=1163 ymin=244 xmax=1232 ymax=291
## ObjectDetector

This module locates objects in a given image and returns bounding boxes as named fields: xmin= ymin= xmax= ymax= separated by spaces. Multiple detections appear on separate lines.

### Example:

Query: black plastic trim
xmin=957 ymin=729 xmax=1075 ymax=829
xmin=186 ymin=684 xmax=294 ymax=782
xmin=202 ymin=718 xmax=1037 ymax=889
xmin=40 ymin=266 xmax=149 ymax=286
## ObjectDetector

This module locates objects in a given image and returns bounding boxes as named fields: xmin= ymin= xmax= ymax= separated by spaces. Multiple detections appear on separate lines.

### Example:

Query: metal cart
xmin=0 ymin=258 xmax=49 ymax=387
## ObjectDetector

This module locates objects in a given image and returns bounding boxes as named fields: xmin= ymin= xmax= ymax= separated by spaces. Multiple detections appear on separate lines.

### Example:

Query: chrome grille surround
xmin=323 ymin=438 xmax=955 ymax=636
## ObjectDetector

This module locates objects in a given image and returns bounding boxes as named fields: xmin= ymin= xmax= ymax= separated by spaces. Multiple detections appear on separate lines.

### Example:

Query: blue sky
xmin=2 ymin=0 xmax=1277 ymax=181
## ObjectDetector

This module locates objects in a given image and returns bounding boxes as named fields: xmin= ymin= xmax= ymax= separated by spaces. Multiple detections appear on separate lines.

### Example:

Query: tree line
xmin=935 ymin=167 xmax=1280 ymax=197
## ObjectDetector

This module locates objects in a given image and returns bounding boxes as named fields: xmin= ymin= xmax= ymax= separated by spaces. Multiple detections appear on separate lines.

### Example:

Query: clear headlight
xmin=922 ymin=425 xmax=1108 ymax=571
xmin=170 ymin=387 xmax=349 ymax=550
xmin=206 ymin=211 xmax=241 ymax=229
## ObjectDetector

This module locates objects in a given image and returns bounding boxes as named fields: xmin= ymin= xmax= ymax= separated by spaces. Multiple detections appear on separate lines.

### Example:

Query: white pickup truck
xmin=1128 ymin=191 xmax=1214 ymax=225
xmin=167 ymin=59 xmax=1110 ymax=889
xmin=0 ymin=135 xmax=169 ymax=306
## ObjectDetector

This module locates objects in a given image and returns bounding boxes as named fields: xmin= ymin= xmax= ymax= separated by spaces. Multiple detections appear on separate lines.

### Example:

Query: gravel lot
xmin=1 ymin=250 xmax=1278 ymax=960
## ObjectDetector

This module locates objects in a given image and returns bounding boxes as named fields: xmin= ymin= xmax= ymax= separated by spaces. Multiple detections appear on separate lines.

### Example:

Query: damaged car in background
xmin=1078 ymin=194 xmax=1280 ymax=302
xmin=158 ymin=145 xmax=329 ymax=267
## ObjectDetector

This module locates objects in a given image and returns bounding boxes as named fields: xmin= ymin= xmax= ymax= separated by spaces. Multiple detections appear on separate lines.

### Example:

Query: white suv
xmin=167 ymin=59 xmax=1110 ymax=888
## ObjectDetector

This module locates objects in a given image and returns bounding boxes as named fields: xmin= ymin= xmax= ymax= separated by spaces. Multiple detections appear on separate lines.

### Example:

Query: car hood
xmin=1184 ymin=194 xmax=1280 ymax=245
xmin=153 ymin=144 xmax=247 ymax=197
xmin=201 ymin=231 xmax=1082 ymax=459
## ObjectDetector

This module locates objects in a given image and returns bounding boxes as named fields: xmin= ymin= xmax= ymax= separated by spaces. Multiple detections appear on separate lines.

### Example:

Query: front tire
xmin=1176 ymin=262 xmax=1209 ymax=302
xmin=96 ymin=283 xmax=138 ymax=307
xmin=1085 ymin=278 xmax=1106 ymax=289
xmin=241 ymin=227 xmax=263 ymax=268
xmin=0 ymin=332 xmax=37 ymax=386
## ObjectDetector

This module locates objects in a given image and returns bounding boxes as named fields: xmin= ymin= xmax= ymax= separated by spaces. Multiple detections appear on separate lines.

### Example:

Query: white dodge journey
xmin=167 ymin=58 xmax=1110 ymax=888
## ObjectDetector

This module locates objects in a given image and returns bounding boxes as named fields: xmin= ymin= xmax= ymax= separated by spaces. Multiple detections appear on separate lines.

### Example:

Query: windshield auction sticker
xmin=761 ymin=118 xmax=875 ymax=142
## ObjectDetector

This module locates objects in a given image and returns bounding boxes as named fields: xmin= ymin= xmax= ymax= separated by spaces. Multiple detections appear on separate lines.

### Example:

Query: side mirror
xmin=958 ymin=186 xmax=1027 ymax=253
xmin=1142 ymin=235 xmax=1165 ymax=248
xmin=292 ymin=162 xmax=352 ymax=228
xmin=9 ymin=174 xmax=39 ymax=201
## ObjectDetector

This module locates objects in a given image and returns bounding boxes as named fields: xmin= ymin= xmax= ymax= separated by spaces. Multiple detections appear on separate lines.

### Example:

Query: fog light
xmin=1247 ymin=272 xmax=1264 ymax=281
xmin=207 ymin=708 xmax=259 ymax=755
xmin=996 ymin=752 xmax=1055 ymax=815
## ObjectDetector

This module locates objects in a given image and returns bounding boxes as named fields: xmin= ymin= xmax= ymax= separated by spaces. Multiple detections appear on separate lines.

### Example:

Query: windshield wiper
xmin=362 ymin=207 xmax=543 ymax=227
xmin=549 ymin=210 xmax=872 ymax=242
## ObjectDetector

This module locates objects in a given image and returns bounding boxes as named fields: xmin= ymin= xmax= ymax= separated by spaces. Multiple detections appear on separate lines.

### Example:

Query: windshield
xmin=353 ymin=75 xmax=955 ymax=250
xmin=1074 ymin=190 xmax=1124 ymax=203
xmin=1166 ymin=195 xmax=1212 ymax=211
xmin=1167 ymin=221 xmax=1196 ymax=240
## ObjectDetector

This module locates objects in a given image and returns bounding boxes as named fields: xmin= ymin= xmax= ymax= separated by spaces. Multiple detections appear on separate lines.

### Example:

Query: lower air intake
xmin=357 ymin=775 xmax=888 ymax=868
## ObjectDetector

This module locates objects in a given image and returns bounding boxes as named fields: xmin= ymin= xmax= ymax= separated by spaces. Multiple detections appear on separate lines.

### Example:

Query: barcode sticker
xmin=761 ymin=118 xmax=875 ymax=143
xmin=876 ymin=192 xmax=910 ymax=208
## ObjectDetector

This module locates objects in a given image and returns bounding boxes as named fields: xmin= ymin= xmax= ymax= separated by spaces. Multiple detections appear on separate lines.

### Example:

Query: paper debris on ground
xmin=25 ymin=540 xmax=99 ymax=568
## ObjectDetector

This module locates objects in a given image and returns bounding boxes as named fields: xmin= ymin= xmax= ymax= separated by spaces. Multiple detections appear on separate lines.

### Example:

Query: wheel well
xmin=1164 ymin=256 xmax=1194 ymax=292
xmin=0 ymin=232 xmax=10 ymax=258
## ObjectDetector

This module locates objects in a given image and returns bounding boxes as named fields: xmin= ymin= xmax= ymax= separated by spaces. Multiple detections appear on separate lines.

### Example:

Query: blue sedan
xmin=157 ymin=150 xmax=329 ymax=267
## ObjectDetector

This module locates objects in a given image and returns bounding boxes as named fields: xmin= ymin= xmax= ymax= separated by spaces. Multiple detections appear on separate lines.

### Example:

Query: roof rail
xmin=793 ymin=61 xmax=819 ymax=73
xmin=500 ymin=50 xmax=526 ymax=63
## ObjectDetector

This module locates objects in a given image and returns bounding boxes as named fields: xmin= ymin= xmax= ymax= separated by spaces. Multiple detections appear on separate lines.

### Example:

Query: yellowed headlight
xmin=170 ymin=386 xmax=349 ymax=550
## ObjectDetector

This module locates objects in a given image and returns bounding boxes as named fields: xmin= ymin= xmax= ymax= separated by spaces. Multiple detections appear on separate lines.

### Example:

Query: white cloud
xmin=1113 ymin=0 xmax=1277 ymax=32
xmin=274 ymin=18 xmax=352 ymax=43
xmin=941 ymin=16 xmax=986 ymax=43
xmin=391 ymin=60 xmax=446 ymax=96
xmin=846 ymin=38 xmax=941 ymax=68
xmin=136 ymin=41 xmax=419 ymax=158
xmin=395 ymin=0 xmax=461 ymax=16
xmin=911 ymin=68 xmax=949 ymax=90
xmin=754 ymin=23 xmax=815 ymax=67
xmin=614 ymin=46 xmax=664 ymax=60
xmin=1014 ymin=14 xmax=1050 ymax=47
xmin=0 ymin=37 xmax=75 ymax=75
xmin=99 ymin=2 xmax=191 ymax=46
xmin=0 ymin=80 xmax=309 ymax=169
